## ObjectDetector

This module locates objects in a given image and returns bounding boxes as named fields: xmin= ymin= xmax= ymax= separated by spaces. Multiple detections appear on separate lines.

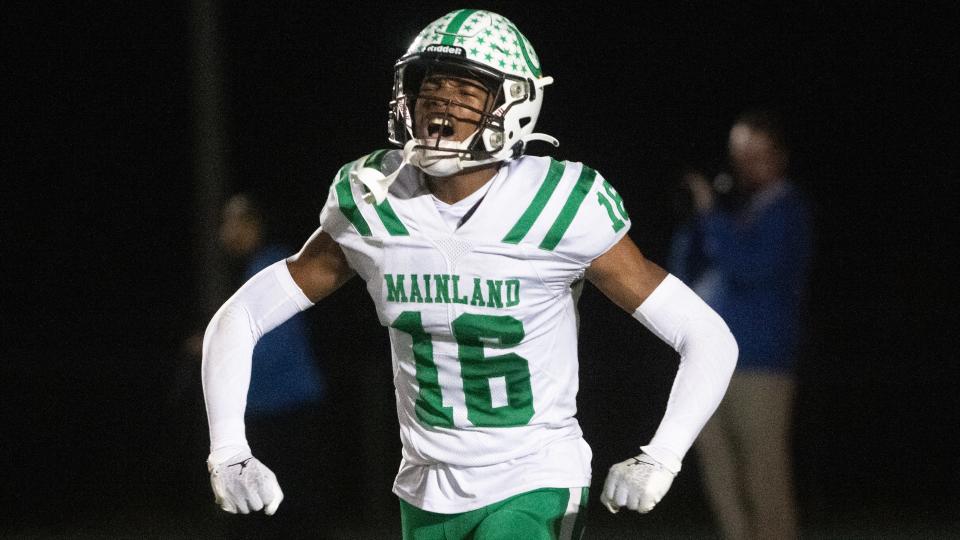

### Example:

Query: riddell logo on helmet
xmin=425 ymin=44 xmax=465 ymax=56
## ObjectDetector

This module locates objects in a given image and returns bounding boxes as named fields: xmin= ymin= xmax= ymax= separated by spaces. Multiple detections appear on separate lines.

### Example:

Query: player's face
xmin=414 ymin=74 xmax=493 ymax=143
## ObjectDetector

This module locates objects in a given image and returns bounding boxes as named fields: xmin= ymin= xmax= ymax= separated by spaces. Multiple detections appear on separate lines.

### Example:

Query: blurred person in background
xmin=669 ymin=109 xmax=813 ymax=539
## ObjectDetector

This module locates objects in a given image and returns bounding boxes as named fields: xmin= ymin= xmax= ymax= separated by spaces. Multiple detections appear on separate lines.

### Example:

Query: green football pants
xmin=400 ymin=487 xmax=589 ymax=540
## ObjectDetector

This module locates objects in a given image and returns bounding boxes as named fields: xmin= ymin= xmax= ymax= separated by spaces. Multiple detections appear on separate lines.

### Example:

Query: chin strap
xmin=351 ymin=140 xmax=417 ymax=204
xmin=519 ymin=77 xmax=559 ymax=150
xmin=520 ymin=132 xmax=560 ymax=148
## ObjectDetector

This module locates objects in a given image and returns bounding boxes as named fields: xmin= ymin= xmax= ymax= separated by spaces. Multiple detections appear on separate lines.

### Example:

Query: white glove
xmin=208 ymin=450 xmax=284 ymax=515
xmin=600 ymin=453 xmax=677 ymax=514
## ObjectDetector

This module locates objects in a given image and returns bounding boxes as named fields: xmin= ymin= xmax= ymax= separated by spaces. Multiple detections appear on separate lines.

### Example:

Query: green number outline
xmin=391 ymin=311 xmax=534 ymax=428
xmin=391 ymin=311 xmax=454 ymax=427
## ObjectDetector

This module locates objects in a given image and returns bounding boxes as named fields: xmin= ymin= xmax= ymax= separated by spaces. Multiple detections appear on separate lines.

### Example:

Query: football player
xmin=201 ymin=9 xmax=737 ymax=539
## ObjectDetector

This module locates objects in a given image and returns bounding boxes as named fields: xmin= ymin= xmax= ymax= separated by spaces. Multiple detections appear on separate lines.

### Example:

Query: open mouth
xmin=426 ymin=116 xmax=456 ymax=139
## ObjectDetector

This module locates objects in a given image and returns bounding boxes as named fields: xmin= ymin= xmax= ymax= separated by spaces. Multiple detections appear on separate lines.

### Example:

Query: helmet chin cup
xmin=409 ymin=131 xmax=479 ymax=178
xmin=411 ymin=148 xmax=465 ymax=178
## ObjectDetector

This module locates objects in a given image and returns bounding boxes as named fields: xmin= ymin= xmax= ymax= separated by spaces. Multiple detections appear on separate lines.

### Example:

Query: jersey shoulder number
xmin=499 ymin=156 xmax=631 ymax=264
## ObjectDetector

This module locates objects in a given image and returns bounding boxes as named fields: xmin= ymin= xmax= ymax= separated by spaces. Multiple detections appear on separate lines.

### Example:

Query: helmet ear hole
xmin=519 ymin=118 xmax=531 ymax=129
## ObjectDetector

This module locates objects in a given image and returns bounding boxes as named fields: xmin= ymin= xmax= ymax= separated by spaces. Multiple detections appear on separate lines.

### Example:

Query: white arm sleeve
xmin=201 ymin=260 xmax=314 ymax=464
xmin=632 ymin=274 xmax=738 ymax=473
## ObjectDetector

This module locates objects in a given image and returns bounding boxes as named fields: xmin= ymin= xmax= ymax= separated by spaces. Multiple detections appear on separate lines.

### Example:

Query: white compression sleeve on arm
xmin=632 ymin=274 xmax=738 ymax=473
xmin=201 ymin=260 xmax=314 ymax=464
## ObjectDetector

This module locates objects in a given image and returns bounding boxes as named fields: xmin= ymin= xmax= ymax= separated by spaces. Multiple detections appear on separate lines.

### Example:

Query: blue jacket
xmin=669 ymin=181 xmax=813 ymax=372
xmin=246 ymin=245 xmax=326 ymax=415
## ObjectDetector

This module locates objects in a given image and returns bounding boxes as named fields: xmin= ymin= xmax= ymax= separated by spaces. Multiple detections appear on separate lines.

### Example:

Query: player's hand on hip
xmin=208 ymin=450 xmax=284 ymax=515
xmin=600 ymin=452 xmax=676 ymax=514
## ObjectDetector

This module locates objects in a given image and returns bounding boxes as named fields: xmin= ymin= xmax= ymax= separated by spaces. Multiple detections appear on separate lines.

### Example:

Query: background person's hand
xmin=683 ymin=171 xmax=715 ymax=214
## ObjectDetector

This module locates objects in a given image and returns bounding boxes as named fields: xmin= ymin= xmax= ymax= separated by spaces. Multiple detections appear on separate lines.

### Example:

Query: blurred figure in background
xmin=669 ymin=109 xmax=813 ymax=539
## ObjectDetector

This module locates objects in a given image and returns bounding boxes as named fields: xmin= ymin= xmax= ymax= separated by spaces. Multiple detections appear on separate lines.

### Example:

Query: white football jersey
xmin=319 ymin=150 xmax=631 ymax=512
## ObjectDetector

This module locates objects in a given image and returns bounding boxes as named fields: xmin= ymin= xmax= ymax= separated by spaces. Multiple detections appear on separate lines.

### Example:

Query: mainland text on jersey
xmin=384 ymin=273 xmax=521 ymax=308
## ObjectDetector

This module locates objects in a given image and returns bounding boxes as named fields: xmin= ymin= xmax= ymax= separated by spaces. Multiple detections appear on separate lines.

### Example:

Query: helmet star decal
xmin=406 ymin=10 xmax=542 ymax=78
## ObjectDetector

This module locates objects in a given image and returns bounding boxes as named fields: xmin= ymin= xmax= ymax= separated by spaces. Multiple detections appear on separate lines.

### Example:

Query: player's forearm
xmin=632 ymin=274 xmax=738 ymax=471
xmin=201 ymin=260 xmax=314 ymax=462
xmin=202 ymin=302 xmax=256 ymax=460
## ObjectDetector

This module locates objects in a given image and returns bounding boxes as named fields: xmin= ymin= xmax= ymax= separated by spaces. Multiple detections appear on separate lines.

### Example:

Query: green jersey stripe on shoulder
xmin=336 ymin=156 xmax=409 ymax=237
xmin=539 ymin=165 xmax=597 ymax=251
xmin=441 ymin=10 xmax=477 ymax=45
xmin=335 ymin=162 xmax=372 ymax=236
xmin=361 ymin=149 xmax=409 ymax=236
xmin=502 ymin=159 xmax=566 ymax=244
xmin=363 ymin=149 xmax=389 ymax=170
xmin=373 ymin=199 xmax=410 ymax=236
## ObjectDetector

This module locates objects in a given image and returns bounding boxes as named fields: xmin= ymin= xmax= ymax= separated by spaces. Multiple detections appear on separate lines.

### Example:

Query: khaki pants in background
xmin=696 ymin=372 xmax=798 ymax=540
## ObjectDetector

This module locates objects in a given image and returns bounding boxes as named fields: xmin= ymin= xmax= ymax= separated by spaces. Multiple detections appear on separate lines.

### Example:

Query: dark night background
xmin=4 ymin=1 xmax=958 ymax=538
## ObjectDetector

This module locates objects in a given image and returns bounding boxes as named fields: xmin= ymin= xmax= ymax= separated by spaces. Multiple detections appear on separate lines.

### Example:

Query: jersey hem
xmin=392 ymin=476 xmax=592 ymax=514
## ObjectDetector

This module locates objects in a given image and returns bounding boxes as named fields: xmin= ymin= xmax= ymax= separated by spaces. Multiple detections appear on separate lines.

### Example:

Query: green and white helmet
xmin=388 ymin=9 xmax=558 ymax=175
